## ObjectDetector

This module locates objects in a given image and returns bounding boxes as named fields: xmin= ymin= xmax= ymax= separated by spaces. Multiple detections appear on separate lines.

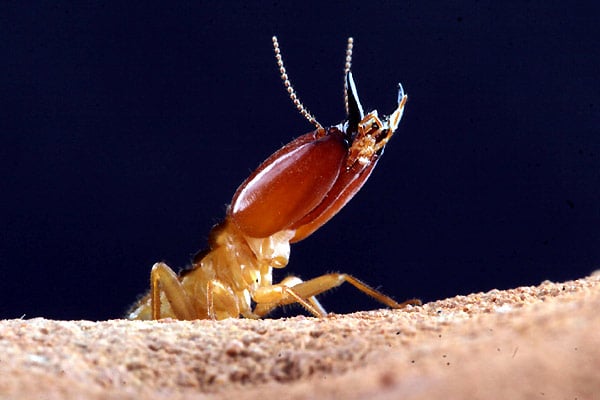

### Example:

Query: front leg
xmin=252 ymin=276 xmax=328 ymax=317
xmin=253 ymin=273 xmax=420 ymax=317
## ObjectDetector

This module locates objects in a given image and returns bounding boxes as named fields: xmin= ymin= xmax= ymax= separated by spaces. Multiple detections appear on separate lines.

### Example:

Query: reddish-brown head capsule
xmin=229 ymin=71 xmax=408 ymax=241
xmin=230 ymin=130 xmax=346 ymax=238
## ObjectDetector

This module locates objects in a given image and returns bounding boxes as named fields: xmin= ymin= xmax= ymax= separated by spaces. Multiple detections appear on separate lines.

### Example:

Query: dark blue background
xmin=2 ymin=3 xmax=599 ymax=320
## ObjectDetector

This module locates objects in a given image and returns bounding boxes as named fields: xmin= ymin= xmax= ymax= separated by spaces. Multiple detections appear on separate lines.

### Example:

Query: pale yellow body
xmin=127 ymin=218 xmax=417 ymax=320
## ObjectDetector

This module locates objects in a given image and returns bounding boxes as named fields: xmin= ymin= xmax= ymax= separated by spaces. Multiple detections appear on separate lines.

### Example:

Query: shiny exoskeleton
xmin=127 ymin=37 xmax=418 ymax=320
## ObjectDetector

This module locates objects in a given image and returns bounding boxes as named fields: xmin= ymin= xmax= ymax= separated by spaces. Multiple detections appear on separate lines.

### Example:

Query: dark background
xmin=2 ymin=2 xmax=599 ymax=320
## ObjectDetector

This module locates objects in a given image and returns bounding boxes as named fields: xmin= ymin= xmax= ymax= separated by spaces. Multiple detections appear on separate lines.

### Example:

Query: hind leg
xmin=150 ymin=262 xmax=196 ymax=320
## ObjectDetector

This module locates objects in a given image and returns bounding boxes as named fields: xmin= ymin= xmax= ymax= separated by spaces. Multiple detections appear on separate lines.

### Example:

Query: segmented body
xmin=128 ymin=218 xmax=294 ymax=320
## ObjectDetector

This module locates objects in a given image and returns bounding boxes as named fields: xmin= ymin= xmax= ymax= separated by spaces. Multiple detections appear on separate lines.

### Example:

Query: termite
xmin=127 ymin=36 xmax=419 ymax=320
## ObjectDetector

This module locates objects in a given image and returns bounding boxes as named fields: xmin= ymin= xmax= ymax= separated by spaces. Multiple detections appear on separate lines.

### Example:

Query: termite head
xmin=228 ymin=37 xmax=408 ymax=243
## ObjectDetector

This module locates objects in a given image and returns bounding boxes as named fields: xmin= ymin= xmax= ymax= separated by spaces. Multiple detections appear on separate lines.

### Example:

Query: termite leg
xmin=283 ymin=276 xmax=328 ymax=316
xmin=254 ymin=273 xmax=420 ymax=317
xmin=292 ymin=273 xmax=421 ymax=309
xmin=253 ymin=276 xmax=328 ymax=318
xmin=151 ymin=262 xmax=196 ymax=320
xmin=206 ymin=279 xmax=240 ymax=320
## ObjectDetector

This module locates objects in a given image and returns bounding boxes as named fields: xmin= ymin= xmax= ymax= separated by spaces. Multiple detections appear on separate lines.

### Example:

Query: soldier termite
xmin=127 ymin=36 xmax=419 ymax=320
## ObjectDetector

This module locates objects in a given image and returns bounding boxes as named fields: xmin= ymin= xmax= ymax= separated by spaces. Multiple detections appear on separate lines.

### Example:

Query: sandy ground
xmin=1 ymin=272 xmax=599 ymax=399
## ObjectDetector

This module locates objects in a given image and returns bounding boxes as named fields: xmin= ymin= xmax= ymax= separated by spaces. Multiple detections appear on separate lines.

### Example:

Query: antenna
xmin=272 ymin=36 xmax=322 ymax=129
xmin=343 ymin=37 xmax=354 ymax=115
